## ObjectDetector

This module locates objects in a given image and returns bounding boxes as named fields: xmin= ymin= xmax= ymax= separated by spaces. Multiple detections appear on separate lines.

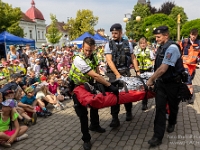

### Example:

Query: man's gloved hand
xmin=107 ymin=84 xmax=119 ymax=95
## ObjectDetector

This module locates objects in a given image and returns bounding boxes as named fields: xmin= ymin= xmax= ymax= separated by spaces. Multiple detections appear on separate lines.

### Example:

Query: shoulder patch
xmin=165 ymin=52 xmax=172 ymax=60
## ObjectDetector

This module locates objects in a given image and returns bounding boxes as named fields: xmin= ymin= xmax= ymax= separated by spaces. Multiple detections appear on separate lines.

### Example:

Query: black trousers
xmin=73 ymin=94 xmax=100 ymax=142
xmin=153 ymin=80 xmax=181 ymax=140
xmin=106 ymin=70 xmax=132 ymax=118
xmin=140 ymin=68 xmax=152 ymax=105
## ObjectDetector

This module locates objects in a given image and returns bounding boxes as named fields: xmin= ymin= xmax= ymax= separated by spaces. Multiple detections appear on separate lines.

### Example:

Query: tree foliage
xmin=0 ymin=0 xmax=24 ymax=37
xmin=157 ymin=1 xmax=176 ymax=15
xmin=46 ymin=14 xmax=63 ymax=44
xmin=142 ymin=14 xmax=177 ymax=42
xmin=148 ymin=5 xmax=157 ymax=14
xmin=132 ymin=3 xmax=151 ymax=19
xmin=181 ymin=19 xmax=200 ymax=39
xmin=169 ymin=6 xmax=188 ymax=26
xmin=126 ymin=3 xmax=151 ymax=41
xmin=64 ymin=9 xmax=98 ymax=40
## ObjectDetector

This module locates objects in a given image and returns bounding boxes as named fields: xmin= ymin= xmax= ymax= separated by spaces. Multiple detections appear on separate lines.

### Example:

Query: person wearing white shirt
xmin=33 ymin=59 xmax=41 ymax=78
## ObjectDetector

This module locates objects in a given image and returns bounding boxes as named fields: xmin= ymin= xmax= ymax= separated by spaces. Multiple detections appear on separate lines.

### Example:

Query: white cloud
xmin=4 ymin=0 xmax=200 ymax=37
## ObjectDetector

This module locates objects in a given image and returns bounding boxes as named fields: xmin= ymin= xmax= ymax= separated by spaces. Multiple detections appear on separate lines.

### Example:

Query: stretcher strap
xmin=135 ymin=76 xmax=148 ymax=90
xmin=135 ymin=75 xmax=148 ymax=100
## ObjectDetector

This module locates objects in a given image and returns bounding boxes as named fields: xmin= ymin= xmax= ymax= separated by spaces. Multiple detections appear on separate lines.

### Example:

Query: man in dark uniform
xmin=69 ymin=37 xmax=118 ymax=150
xmin=104 ymin=23 xmax=140 ymax=128
xmin=39 ymin=52 xmax=49 ymax=75
xmin=147 ymin=26 xmax=184 ymax=146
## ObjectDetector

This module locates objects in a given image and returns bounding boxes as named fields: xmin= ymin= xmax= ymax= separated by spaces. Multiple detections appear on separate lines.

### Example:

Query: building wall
xmin=34 ymin=19 xmax=47 ymax=48
xmin=19 ymin=19 xmax=47 ymax=48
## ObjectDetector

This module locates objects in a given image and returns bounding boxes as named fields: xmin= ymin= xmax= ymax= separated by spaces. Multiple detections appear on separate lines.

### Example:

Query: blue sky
xmin=4 ymin=0 xmax=200 ymax=36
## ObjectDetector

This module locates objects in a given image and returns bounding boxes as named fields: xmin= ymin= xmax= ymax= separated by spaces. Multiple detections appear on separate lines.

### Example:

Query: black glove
xmin=107 ymin=84 xmax=119 ymax=95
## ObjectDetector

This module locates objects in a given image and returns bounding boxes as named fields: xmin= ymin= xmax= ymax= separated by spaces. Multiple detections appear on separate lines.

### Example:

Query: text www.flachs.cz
xmin=170 ymin=141 xmax=200 ymax=145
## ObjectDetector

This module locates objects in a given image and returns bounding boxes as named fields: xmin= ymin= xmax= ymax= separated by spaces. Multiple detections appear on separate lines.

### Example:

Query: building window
xmin=29 ymin=30 xmax=32 ymax=39
xmin=42 ymin=31 xmax=44 ymax=39
xmin=38 ymin=31 xmax=40 ymax=39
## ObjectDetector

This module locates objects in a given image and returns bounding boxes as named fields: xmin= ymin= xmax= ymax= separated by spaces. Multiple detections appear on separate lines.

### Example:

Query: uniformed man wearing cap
xmin=69 ymin=37 xmax=119 ymax=150
xmin=146 ymin=26 xmax=184 ymax=146
xmin=104 ymin=23 xmax=140 ymax=128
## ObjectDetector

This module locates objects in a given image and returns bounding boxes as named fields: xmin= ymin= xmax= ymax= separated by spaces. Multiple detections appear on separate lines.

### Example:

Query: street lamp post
xmin=146 ymin=27 xmax=156 ymax=32
xmin=136 ymin=16 xmax=141 ymax=22
xmin=123 ymin=13 xmax=132 ymax=23
xmin=177 ymin=14 xmax=181 ymax=41
xmin=65 ymin=24 xmax=72 ymax=46
xmin=123 ymin=13 xmax=141 ymax=39
xmin=123 ymin=13 xmax=141 ymax=23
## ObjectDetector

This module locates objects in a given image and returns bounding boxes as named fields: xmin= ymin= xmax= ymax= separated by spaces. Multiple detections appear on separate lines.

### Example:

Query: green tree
xmin=64 ymin=9 xmax=98 ymax=40
xmin=181 ymin=19 xmax=200 ymax=39
xmin=148 ymin=5 xmax=157 ymax=14
xmin=46 ymin=14 xmax=62 ymax=44
xmin=126 ymin=3 xmax=151 ymax=41
xmin=142 ymin=14 xmax=177 ymax=42
xmin=0 ymin=0 xmax=24 ymax=37
xmin=169 ymin=6 xmax=188 ymax=26
xmin=157 ymin=1 xmax=176 ymax=15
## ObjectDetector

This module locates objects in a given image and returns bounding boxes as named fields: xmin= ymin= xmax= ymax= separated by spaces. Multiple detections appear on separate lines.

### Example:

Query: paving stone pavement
xmin=2 ymin=70 xmax=200 ymax=150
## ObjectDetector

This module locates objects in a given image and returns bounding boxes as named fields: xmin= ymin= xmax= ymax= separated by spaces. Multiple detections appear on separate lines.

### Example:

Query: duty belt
xmin=157 ymin=75 xmax=181 ymax=83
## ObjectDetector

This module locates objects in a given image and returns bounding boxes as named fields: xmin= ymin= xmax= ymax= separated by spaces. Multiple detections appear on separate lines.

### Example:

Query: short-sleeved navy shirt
xmin=162 ymin=44 xmax=180 ymax=66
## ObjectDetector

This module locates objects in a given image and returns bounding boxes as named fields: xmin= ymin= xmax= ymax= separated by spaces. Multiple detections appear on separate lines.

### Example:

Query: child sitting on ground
xmin=48 ymin=75 xmax=65 ymax=102
xmin=0 ymin=99 xmax=28 ymax=148
xmin=4 ymin=88 xmax=32 ymax=126
xmin=18 ymin=86 xmax=52 ymax=119
xmin=36 ymin=81 xmax=64 ymax=111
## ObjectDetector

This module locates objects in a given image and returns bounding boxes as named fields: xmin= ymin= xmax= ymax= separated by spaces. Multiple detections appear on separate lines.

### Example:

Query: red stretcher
xmin=73 ymin=85 xmax=155 ymax=109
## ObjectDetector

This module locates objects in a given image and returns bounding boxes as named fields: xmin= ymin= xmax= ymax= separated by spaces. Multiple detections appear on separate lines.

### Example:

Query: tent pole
xmin=4 ymin=32 xmax=7 ymax=60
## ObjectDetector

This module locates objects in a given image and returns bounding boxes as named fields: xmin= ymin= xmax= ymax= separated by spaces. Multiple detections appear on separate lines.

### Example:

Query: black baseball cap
xmin=153 ymin=26 xmax=169 ymax=34
xmin=110 ymin=23 xmax=122 ymax=32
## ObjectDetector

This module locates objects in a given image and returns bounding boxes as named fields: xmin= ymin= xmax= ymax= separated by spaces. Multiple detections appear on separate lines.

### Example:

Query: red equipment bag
xmin=73 ymin=85 xmax=155 ymax=109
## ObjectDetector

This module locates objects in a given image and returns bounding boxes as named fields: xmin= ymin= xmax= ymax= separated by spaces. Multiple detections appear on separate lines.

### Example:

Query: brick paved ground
xmin=1 ymin=70 xmax=200 ymax=150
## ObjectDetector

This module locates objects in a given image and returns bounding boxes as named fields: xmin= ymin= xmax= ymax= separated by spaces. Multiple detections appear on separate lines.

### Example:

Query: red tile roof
xmin=21 ymin=12 xmax=35 ymax=22
xmin=25 ymin=0 xmax=45 ymax=20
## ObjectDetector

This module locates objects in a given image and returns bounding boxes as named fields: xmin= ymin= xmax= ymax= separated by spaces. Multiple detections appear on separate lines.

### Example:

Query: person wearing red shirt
xmin=48 ymin=75 xmax=64 ymax=101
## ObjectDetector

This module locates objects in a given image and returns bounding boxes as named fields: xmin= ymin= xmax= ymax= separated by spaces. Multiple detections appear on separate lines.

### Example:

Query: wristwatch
xmin=136 ymin=70 xmax=140 ymax=73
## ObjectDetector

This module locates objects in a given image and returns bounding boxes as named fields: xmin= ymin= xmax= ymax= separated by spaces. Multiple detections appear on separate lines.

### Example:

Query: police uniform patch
xmin=165 ymin=52 xmax=172 ymax=60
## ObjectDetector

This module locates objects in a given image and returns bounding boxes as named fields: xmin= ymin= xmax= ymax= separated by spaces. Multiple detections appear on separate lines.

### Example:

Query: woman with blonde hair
xmin=7 ymin=45 xmax=19 ymax=61
xmin=36 ymin=81 xmax=64 ymax=111
xmin=134 ymin=37 xmax=155 ymax=111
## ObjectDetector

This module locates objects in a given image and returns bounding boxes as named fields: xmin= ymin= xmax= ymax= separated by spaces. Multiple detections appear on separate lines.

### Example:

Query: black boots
xmin=126 ymin=112 xmax=132 ymax=121
xmin=167 ymin=124 xmax=175 ymax=133
xmin=148 ymin=137 xmax=162 ymax=146
xmin=110 ymin=118 xmax=120 ymax=128
xmin=83 ymin=142 xmax=92 ymax=150
xmin=142 ymin=104 xmax=148 ymax=111
xmin=89 ymin=125 xmax=106 ymax=133
xmin=110 ymin=112 xmax=132 ymax=128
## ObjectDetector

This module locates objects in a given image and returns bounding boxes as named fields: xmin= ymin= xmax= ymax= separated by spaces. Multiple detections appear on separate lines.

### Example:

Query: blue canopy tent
xmin=94 ymin=33 xmax=108 ymax=43
xmin=71 ymin=32 xmax=103 ymax=48
xmin=0 ymin=31 xmax=35 ymax=58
